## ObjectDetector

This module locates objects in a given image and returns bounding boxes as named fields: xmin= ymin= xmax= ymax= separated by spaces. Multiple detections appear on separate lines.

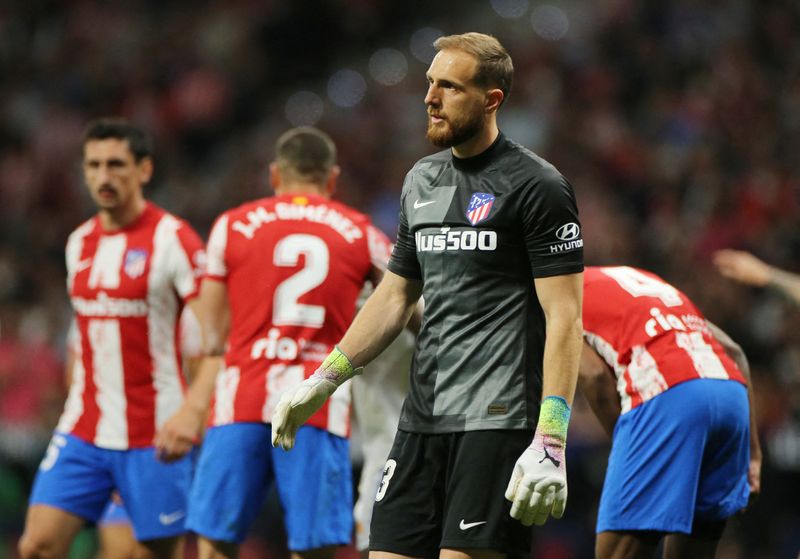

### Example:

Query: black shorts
xmin=369 ymin=429 xmax=533 ymax=558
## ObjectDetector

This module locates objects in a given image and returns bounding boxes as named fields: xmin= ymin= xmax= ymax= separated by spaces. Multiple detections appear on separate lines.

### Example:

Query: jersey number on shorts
xmin=40 ymin=434 xmax=67 ymax=472
xmin=375 ymin=459 xmax=397 ymax=502
xmin=273 ymin=234 xmax=330 ymax=327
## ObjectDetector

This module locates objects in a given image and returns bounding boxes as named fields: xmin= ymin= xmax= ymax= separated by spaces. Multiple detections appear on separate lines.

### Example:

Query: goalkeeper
xmin=274 ymin=32 xmax=584 ymax=559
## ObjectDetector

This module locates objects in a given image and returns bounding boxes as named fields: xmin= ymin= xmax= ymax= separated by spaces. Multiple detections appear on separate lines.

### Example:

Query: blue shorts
xmin=597 ymin=379 xmax=750 ymax=534
xmin=186 ymin=423 xmax=352 ymax=550
xmin=29 ymin=433 xmax=194 ymax=540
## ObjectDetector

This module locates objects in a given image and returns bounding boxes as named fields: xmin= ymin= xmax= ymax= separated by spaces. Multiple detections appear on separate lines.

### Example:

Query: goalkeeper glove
xmin=271 ymin=346 xmax=361 ymax=450
xmin=505 ymin=396 xmax=570 ymax=526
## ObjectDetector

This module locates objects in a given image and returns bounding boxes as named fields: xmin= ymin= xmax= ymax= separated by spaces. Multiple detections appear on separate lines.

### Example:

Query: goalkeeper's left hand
xmin=505 ymin=396 xmax=571 ymax=526
xmin=271 ymin=346 xmax=360 ymax=450
xmin=504 ymin=436 xmax=567 ymax=526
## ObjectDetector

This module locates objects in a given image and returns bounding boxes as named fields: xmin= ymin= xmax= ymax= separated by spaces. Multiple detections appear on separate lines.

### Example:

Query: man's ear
xmin=138 ymin=157 xmax=154 ymax=184
xmin=325 ymin=165 xmax=341 ymax=197
xmin=269 ymin=162 xmax=282 ymax=191
xmin=485 ymin=88 xmax=504 ymax=113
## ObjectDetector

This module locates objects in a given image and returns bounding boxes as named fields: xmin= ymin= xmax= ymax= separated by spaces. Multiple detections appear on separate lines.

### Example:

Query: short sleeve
xmin=171 ymin=222 xmax=206 ymax=302
xmin=387 ymin=178 xmax=422 ymax=280
xmin=205 ymin=214 xmax=229 ymax=280
xmin=178 ymin=307 xmax=203 ymax=359
xmin=366 ymin=224 xmax=393 ymax=271
xmin=521 ymin=169 xmax=584 ymax=278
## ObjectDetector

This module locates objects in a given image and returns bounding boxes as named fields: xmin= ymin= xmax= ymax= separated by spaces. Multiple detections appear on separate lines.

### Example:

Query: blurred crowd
xmin=1 ymin=0 xmax=798 ymax=557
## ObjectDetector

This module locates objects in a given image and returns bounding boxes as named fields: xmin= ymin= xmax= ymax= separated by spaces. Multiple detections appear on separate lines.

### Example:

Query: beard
xmin=426 ymin=103 xmax=485 ymax=148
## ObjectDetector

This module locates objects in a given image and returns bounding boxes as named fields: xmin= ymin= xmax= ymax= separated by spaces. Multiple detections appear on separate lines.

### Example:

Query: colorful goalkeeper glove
xmin=271 ymin=346 xmax=361 ymax=450
xmin=505 ymin=396 xmax=570 ymax=526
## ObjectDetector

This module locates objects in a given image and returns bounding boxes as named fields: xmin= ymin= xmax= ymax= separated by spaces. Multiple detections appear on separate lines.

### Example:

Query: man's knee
xmin=18 ymin=531 xmax=65 ymax=559
xmin=294 ymin=545 xmax=339 ymax=559
xmin=595 ymin=530 xmax=661 ymax=559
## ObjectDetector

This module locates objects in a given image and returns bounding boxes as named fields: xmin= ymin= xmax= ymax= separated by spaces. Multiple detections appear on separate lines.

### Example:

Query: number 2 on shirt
xmin=272 ymin=234 xmax=330 ymax=328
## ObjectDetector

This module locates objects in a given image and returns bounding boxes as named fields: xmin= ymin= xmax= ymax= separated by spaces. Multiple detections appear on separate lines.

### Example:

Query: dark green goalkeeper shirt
xmin=388 ymin=133 xmax=584 ymax=433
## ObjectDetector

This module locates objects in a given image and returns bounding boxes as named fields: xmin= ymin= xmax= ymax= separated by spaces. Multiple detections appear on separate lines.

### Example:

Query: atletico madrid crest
xmin=466 ymin=192 xmax=495 ymax=226
xmin=124 ymin=249 xmax=148 ymax=279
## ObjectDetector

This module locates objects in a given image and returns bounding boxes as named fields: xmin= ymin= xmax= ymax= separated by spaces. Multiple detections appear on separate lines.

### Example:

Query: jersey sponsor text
xmin=415 ymin=228 xmax=497 ymax=252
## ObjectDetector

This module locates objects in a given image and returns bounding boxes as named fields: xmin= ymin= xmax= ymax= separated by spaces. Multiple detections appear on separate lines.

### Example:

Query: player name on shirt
xmin=231 ymin=201 xmax=363 ymax=243
xmin=206 ymin=193 xmax=392 ymax=436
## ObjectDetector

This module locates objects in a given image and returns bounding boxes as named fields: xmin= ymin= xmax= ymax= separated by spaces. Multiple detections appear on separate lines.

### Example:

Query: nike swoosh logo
xmin=459 ymin=519 xmax=487 ymax=530
xmin=158 ymin=510 xmax=186 ymax=525
xmin=413 ymin=199 xmax=436 ymax=209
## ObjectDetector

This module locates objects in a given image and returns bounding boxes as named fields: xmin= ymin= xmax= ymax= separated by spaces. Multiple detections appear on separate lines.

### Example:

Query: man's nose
xmin=95 ymin=165 xmax=113 ymax=183
xmin=424 ymin=85 xmax=439 ymax=106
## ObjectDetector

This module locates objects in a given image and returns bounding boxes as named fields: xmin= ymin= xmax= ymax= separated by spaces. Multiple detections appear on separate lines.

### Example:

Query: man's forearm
xmin=339 ymin=271 xmax=422 ymax=367
xmin=541 ymin=314 xmax=583 ymax=406
xmin=183 ymin=356 xmax=223 ymax=418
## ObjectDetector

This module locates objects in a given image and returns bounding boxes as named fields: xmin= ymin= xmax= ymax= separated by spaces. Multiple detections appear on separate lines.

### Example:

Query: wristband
xmin=310 ymin=346 xmax=362 ymax=386
xmin=534 ymin=396 xmax=571 ymax=445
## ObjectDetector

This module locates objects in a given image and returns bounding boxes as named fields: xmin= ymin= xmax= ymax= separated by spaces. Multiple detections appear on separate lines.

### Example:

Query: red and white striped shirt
xmin=582 ymin=266 xmax=747 ymax=414
xmin=205 ymin=193 xmax=392 ymax=437
xmin=58 ymin=203 xmax=205 ymax=449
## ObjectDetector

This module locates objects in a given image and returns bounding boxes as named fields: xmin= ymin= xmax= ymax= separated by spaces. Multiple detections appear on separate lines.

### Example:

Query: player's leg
xmin=368 ymin=431 xmax=444 ymax=558
xmin=438 ymin=431 xmax=532 ymax=559
xmin=97 ymin=498 xmax=151 ymax=559
xmin=96 ymin=496 xmax=186 ymax=559
xmin=19 ymin=433 xmax=114 ymax=559
xmin=137 ymin=537 xmax=183 ymax=559
xmin=354 ymin=439 xmax=395 ymax=559
xmin=112 ymin=443 xmax=195 ymax=559
xmin=662 ymin=519 xmax=726 ymax=559
xmin=185 ymin=423 xmax=274 ymax=559
xmin=19 ymin=505 xmax=86 ymax=559
xmin=272 ymin=425 xmax=353 ymax=559
xmin=369 ymin=553 xmax=424 ymax=559
xmin=439 ymin=548 xmax=505 ymax=559
xmin=196 ymin=537 xmax=238 ymax=559
xmin=594 ymin=531 xmax=660 ymax=559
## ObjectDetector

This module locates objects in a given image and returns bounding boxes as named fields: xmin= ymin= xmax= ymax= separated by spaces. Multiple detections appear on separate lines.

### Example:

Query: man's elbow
xmin=201 ymin=335 xmax=226 ymax=358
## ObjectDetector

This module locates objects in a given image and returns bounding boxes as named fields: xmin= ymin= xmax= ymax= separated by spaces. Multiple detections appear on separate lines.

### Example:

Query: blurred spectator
xmin=714 ymin=249 xmax=800 ymax=306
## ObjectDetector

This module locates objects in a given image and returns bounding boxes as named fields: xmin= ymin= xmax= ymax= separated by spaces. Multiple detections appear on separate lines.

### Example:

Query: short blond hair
xmin=434 ymin=32 xmax=513 ymax=103
xmin=275 ymin=127 xmax=337 ymax=184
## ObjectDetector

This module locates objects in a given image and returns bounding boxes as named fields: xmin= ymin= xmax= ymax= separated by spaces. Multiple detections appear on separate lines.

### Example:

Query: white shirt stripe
xmin=150 ymin=216 xmax=188 ymax=431
xmin=90 ymin=319 xmax=128 ymax=448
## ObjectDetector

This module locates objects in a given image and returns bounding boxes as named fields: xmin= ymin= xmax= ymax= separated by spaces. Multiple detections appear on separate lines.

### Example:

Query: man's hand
xmin=271 ymin=346 xmax=360 ymax=450
xmin=154 ymin=405 xmax=204 ymax=462
xmin=271 ymin=376 xmax=338 ymax=450
xmin=748 ymin=450 xmax=762 ymax=498
xmin=713 ymin=250 xmax=772 ymax=287
xmin=505 ymin=437 xmax=567 ymax=526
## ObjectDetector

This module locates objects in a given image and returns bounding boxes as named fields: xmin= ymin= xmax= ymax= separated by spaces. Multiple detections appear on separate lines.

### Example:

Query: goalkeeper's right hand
xmin=271 ymin=346 xmax=360 ymax=450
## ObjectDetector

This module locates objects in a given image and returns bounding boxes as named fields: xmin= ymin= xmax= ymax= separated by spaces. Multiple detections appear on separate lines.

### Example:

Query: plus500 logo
xmin=416 ymin=228 xmax=497 ymax=252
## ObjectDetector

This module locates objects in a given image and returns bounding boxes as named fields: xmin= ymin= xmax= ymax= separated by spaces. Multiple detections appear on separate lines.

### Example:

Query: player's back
xmin=206 ymin=193 xmax=390 ymax=433
xmin=582 ymin=266 xmax=747 ymax=413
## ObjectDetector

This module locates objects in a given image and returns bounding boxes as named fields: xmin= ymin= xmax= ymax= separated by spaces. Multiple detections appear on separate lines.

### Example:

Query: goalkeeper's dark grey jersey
xmin=388 ymin=133 xmax=583 ymax=433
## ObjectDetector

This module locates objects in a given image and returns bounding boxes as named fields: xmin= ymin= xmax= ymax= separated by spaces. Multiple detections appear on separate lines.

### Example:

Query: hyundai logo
xmin=556 ymin=223 xmax=581 ymax=241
